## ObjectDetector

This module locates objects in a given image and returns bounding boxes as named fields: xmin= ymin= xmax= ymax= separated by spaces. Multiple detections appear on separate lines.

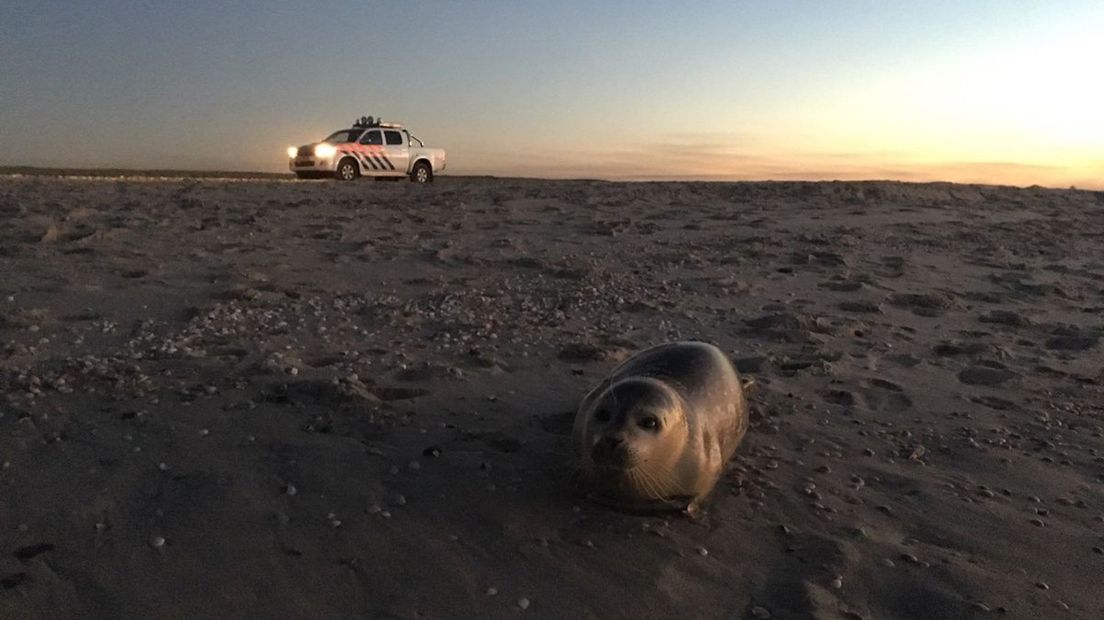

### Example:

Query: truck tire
xmin=410 ymin=161 xmax=433 ymax=184
xmin=336 ymin=157 xmax=360 ymax=181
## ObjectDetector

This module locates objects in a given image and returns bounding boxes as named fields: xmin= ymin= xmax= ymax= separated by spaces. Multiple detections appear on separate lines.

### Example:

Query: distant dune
xmin=0 ymin=165 xmax=295 ymax=180
xmin=3 ymin=166 xmax=1102 ymax=197
xmin=0 ymin=166 xmax=571 ymax=184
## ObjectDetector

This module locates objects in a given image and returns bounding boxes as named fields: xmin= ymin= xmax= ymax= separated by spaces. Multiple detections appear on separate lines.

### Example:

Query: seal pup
xmin=573 ymin=341 xmax=751 ymax=514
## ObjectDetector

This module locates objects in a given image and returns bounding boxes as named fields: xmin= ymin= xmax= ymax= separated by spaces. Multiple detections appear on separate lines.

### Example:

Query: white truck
xmin=287 ymin=117 xmax=446 ymax=182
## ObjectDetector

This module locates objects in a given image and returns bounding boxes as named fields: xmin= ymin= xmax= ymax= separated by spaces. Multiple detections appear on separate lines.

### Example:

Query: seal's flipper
xmin=683 ymin=499 xmax=703 ymax=520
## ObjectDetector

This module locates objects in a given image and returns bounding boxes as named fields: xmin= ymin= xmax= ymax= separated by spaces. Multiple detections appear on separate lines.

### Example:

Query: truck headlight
xmin=286 ymin=147 xmax=298 ymax=158
xmin=314 ymin=144 xmax=337 ymax=158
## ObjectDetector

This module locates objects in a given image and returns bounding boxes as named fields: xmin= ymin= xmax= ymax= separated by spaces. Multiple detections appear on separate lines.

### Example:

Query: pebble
xmin=881 ymin=558 xmax=895 ymax=568
xmin=1092 ymin=546 xmax=1103 ymax=555
xmin=697 ymin=546 xmax=709 ymax=556
xmin=517 ymin=597 xmax=530 ymax=610
xmin=751 ymin=606 xmax=772 ymax=619
xmin=149 ymin=536 xmax=166 ymax=549
xmin=1035 ymin=581 xmax=1049 ymax=590
xmin=486 ymin=587 xmax=498 ymax=596
xmin=158 ymin=462 xmax=169 ymax=471
xmin=285 ymin=484 xmax=298 ymax=496
xmin=830 ymin=576 xmax=843 ymax=589
xmin=971 ymin=602 xmax=991 ymax=612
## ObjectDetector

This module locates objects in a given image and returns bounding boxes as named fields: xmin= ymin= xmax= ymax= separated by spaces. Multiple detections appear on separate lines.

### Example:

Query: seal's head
xmin=576 ymin=377 xmax=690 ymax=500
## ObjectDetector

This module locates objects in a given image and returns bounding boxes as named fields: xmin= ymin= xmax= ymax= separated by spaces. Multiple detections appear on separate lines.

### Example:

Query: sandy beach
xmin=1 ymin=175 xmax=1102 ymax=619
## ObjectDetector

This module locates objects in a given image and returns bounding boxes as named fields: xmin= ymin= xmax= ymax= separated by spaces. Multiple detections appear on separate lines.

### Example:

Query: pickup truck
xmin=287 ymin=118 xmax=446 ymax=182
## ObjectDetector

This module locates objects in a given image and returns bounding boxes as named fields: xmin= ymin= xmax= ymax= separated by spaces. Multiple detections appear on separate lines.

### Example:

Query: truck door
xmin=383 ymin=130 xmax=410 ymax=175
xmin=356 ymin=129 xmax=388 ymax=175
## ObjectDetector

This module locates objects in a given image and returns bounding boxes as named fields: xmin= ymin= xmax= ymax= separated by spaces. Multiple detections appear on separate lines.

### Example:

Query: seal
xmin=573 ymin=341 xmax=751 ymax=514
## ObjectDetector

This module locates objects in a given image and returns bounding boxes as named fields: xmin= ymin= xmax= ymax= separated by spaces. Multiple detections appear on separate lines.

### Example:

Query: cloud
xmin=456 ymin=140 xmax=1103 ymax=189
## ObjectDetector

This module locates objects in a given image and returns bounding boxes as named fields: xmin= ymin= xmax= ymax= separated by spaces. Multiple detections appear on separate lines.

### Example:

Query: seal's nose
xmin=603 ymin=436 xmax=623 ymax=449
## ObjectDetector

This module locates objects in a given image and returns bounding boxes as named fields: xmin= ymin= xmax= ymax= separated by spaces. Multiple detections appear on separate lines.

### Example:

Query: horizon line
xmin=1 ymin=165 xmax=1101 ymax=192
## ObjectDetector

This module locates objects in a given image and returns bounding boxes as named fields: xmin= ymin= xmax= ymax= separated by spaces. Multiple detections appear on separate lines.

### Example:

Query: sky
xmin=1 ymin=1 xmax=1101 ymax=187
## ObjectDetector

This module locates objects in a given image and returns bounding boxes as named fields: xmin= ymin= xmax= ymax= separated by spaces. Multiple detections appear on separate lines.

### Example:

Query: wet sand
xmin=1 ymin=176 xmax=1102 ymax=618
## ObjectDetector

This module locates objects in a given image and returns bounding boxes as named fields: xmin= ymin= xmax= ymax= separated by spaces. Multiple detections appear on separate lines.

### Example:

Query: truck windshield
xmin=321 ymin=129 xmax=364 ymax=143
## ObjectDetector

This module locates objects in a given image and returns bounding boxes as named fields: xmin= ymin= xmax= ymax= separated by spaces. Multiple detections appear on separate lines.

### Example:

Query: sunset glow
xmin=1 ymin=1 xmax=1101 ymax=187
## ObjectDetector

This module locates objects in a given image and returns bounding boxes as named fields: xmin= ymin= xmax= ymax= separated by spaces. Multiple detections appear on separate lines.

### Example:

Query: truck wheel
xmin=410 ymin=161 xmax=432 ymax=184
xmin=336 ymin=158 xmax=360 ymax=181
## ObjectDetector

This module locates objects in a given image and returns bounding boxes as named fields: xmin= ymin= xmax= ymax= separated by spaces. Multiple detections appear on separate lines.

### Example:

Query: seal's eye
xmin=638 ymin=416 xmax=659 ymax=430
xmin=596 ymin=409 xmax=611 ymax=423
